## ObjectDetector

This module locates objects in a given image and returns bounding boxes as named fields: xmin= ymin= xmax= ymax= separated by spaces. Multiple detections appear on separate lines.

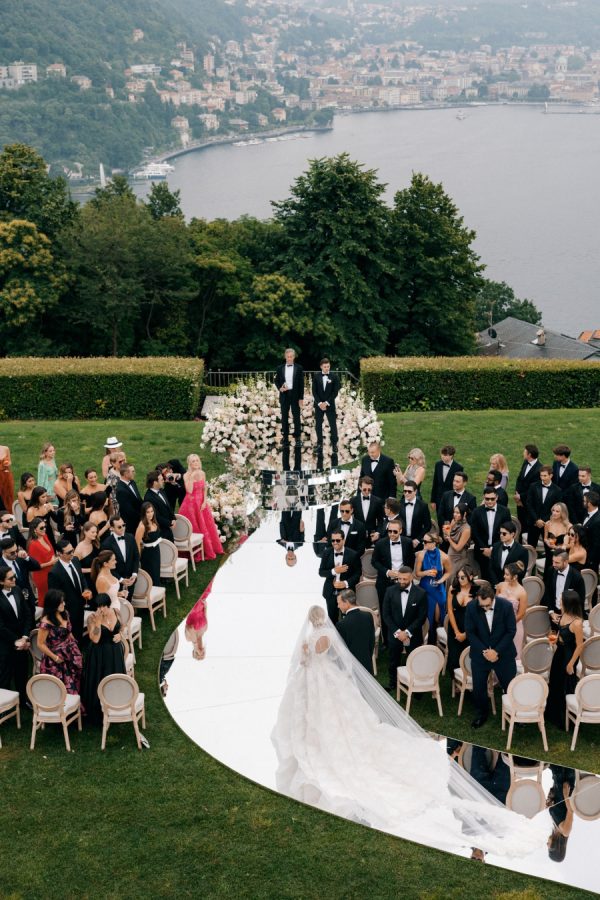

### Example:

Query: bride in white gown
xmin=271 ymin=606 xmax=547 ymax=858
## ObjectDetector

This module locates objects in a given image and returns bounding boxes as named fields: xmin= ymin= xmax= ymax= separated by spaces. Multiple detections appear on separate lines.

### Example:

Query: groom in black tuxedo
xmin=465 ymin=585 xmax=517 ymax=728
xmin=274 ymin=348 xmax=304 ymax=470
xmin=382 ymin=566 xmax=427 ymax=692
xmin=336 ymin=588 xmax=375 ymax=674
xmin=312 ymin=358 xmax=340 ymax=469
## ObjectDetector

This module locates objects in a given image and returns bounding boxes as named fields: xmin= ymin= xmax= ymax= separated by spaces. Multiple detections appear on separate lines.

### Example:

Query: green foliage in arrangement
xmin=361 ymin=356 xmax=600 ymax=412
xmin=0 ymin=356 xmax=203 ymax=419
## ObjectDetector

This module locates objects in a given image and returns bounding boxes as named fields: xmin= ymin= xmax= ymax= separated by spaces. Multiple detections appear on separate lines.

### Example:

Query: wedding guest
xmin=0 ymin=444 xmax=14 ymax=512
xmin=82 ymin=593 xmax=126 ymax=724
xmin=399 ymin=480 xmax=431 ymax=548
xmin=371 ymin=520 xmax=415 ymax=614
xmin=115 ymin=463 xmax=143 ymax=534
xmin=47 ymin=541 xmax=92 ymax=643
xmin=350 ymin=476 xmax=384 ymax=547
xmin=274 ymin=349 xmax=304 ymax=466
xmin=326 ymin=499 xmax=367 ymax=557
xmin=17 ymin=472 xmax=36 ymax=513
xmin=318 ymin=529 xmax=360 ymax=624
xmin=394 ymin=448 xmax=426 ymax=493
xmin=105 ymin=451 xmax=126 ymax=513
xmin=91 ymin=550 xmax=128 ymax=610
xmin=547 ymin=766 xmax=575 ymax=863
xmin=564 ymin=466 xmax=599 ymax=525
xmin=157 ymin=461 xmax=185 ymax=513
xmin=74 ymin=521 xmax=100 ymax=591
xmin=37 ymin=442 xmax=58 ymax=507
xmin=38 ymin=588 xmax=83 ymax=695
xmin=542 ymin=502 xmax=571 ymax=590
xmin=489 ymin=521 xmax=529 ymax=588
xmin=0 ymin=565 xmax=33 ymax=703
xmin=562 ymin=524 xmax=587 ymax=570
xmin=53 ymin=463 xmax=80 ymax=507
xmin=430 ymin=445 xmax=463 ymax=512
xmin=514 ymin=444 xmax=541 ymax=541
xmin=415 ymin=533 xmax=451 ymax=642
xmin=80 ymin=468 xmax=104 ymax=511
xmin=101 ymin=516 xmax=139 ymax=597
xmin=312 ymin=358 xmax=340 ymax=469
xmin=437 ymin=472 xmax=477 ymax=527
xmin=144 ymin=470 xmax=175 ymax=542
xmin=358 ymin=441 xmax=397 ymax=501
xmin=552 ymin=445 xmax=579 ymax=492
xmin=465 ymin=584 xmax=517 ymax=728
xmin=56 ymin=490 xmax=85 ymax=542
xmin=526 ymin=466 xmax=562 ymax=551
xmin=469 ymin=488 xmax=511 ymax=581
xmin=544 ymin=550 xmax=585 ymax=615
xmin=446 ymin=566 xmax=477 ymax=673
xmin=25 ymin=520 xmax=55 ymax=608
xmin=26 ymin=487 xmax=57 ymax=550
xmin=185 ymin=595 xmax=208 ymax=660
xmin=484 ymin=470 xmax=509 ymax=509
xmin=180 ymin=454 xmax=223 ymax=561
xmin=378 ymin=497 xmax=402 ymax=542
xmin=102 ymin=436 xmax=123 ymax=479
xmin=583 ymin=491 xmax=600 ymax=576
xmin=87 ymin=491 xmax=110 ymax=541
xmin=382 ymin=566 xmax=427 ymax=692
xmin=495 ymin=562 xmax=527 ymax=659
xmin=489 ymin=453 xmax=509 ymax=489
xmin=444 ymin=503 xmax=472 ymax=577
xmin=336 ymin=588 xmax=375 ymax=674
xmin=546 ymin=590 xmax=584 ymax=728
xmin=0 ymin=509 xmax=26 ymax=550
xmin=135 ymin=502 xmax=162 ymax=586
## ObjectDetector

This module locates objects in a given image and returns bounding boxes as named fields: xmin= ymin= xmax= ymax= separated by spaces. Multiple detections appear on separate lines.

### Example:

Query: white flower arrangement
xmin=207 ymin=471 xmax=262 ymax=548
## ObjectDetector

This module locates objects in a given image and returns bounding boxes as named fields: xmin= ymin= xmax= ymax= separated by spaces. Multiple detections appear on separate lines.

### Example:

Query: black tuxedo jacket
xmin=552 ymin=460 xmax=579 ymax=492
xmin=1 ymin=525 xmax=26 ymax=551
xmin=526 ymin=482 xmax=562 ymax=524
xmin=279 ymin=510 xmax=304 ymax=543
xmin=336 ymin=608 xmax=375 ymax=674
xmin=382 ymin=583 xmax=427 ymax=651
xmin=583 ymin=510 xmax=600 ymax=573
xmin=115 ymin=480 xmax=143 ymax=534
xmin=351 ymin=493 xmax=384 ymax=537
xmin=489 ymin=541 xmax=529 ymax=588
xmin=543 ymin=566 xmax=586 ymax=612
xmin=358 ymin=454 xmax=397 ymax=501
xmin=47 ymin=558 xmax=87 ymax=641
xmin=371 ymin=536 xmax=415 ymax=598
xmin=143 ymin=489 xmax=174 ymax=541
xmin=470 ymin=504 xmax=512 ymax=550
xmin=275 ymin=363 xmax=304 ymax=401
xmin=101 ymin=533 xmax=140 ymax=580
xmin=318 ymin=546 xmax=360 ymax=602
xmin=465 ymin=596 xmax=517 ymax=663
xmin=515 ymin=459 xmax=542 ymax=502
xmin=430 ymin=459 xmax=464 ymax=507
xmin=312 ymin=372 xmax=340 ymax=408
xmin=1 ymin=554 xmax=40 ymax=598
xmin=564 ymin=482 xmax=600 ymax=525
xmin=482 ymin=485 xmax=509 ymax=509
xmin=399 ymin=497 xmax=431 ymax=543
xmin=437 ymin=489 xmax=477 ymax=525
xmin=326 ymin=518 xmax=367 ymax=558
xmin=0 ymin=586 xmax=33 ymax=657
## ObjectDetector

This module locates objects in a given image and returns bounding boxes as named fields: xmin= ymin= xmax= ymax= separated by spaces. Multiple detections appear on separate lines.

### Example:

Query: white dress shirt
xmin=485 ymin=605 xmax=495 ymax=629
xmin=404 ymin=502 xmax=415 ymax=537
xmin=555 ymin=567 xmax=569 ymax=608
xmin=285 ymin=364 xmax=294 ymax=390
xmin=390 ymin=540 xmax=403 ymax=570
xmin=486 ymin=508 xmax=497 ymax=545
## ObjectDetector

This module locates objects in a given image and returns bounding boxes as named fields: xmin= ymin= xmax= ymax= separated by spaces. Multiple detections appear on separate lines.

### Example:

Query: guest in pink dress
xmin=185 ymin=595 xmax=208 ymax=659
xmin=179 ymin=454 xmax=223 ymax=562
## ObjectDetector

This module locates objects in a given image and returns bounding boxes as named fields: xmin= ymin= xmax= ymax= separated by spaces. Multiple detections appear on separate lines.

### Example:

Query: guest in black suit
xmin=0 ymin=566 xmax=33 ymax=702
xmin=437 ymin=472 xmax=477 ymax=527
xmin=399 ymin=481 xmax=431 ymax=549
xmin=144 ymin=470 xmax=175 ymax=542
xmin=312 ymin=358 xmax=340 ymax=469
xmin=0 ymin=537 xmax=41 ymax=612
xmin=358 ymin=442 xmax=397 ymax=501
xmin=382 ymin=566 xmax=427 ymax=691
xmin=326 ymin=499 xmax=367 ymax=558
xmin=101 ymin=516 xmax=140 ymax=598
xmin=0 ymin=511 xmax=26 ymax=550
xmin=583 ymin=491 xmax=600 ymax=576
xmin=483 ymin=470 xmax=509 ymax=510
xmin=526 ymin=466 xmax=562 ymax=551
xmin=274 ymin=348 xmax=304 ymax=469
xmin=115 ymin=463 xmax=143 ymax=535
xmin=430 ymin=445 xmax=463 ymax=512
xmin=47 ymin=541 xmax=92 ymax=643
xmin=378 ymin=498 xmax=402 ymax=545
xmin=351 ymin=476 xmax=384 ymax=547
xmin=514 ymin=444 xmax=541 ymax=541
xmin=489 ymin=521 xmax=529 ymax=588
xmin=464 ymin=585 xmax=517 ymax=728
xmin=544 ymin=549 xmax=586 ymax=615
xmin=336 ymin=588 xmax=375 ymax=674
xmin=157 ymin=461 xmax=186 ymax=513
xmin=552 ymin=445 xmax=579 ymax=492
xmin=469 ymin=489 xmax=512 ymax=581
xmin=318 ymin=529 xmax=360 ymax=624
xmin=371 ymin=521 xmax=415 ymax=614
xmin=564 ymin=467 xmax=600 ymax=525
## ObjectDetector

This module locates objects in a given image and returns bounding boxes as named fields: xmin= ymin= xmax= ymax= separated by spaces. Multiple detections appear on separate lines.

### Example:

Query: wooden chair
xmin=26 ymin=674 xmax=82 ymax=751
xmin=451 ymin=647 xmax=496 ymax=716
xmin=505 ymin=779 xmax=546 ymax=818
xmin=131 ymin=568 xmax=167 ymax=631
xmin=510 ymin=516 xmax=522 ymax=542
xmin=360 ymin=549 xmax=377 ymax=580
xmin=522 ymin=544 xmax=538 ymax=576
xmin=159 ymin=539 xmax=189 ymax=599
xmin=29 ymin=628 xmax=43 ymax=675
xmin=579 ymin=636 xmax=600 ymax=677
xmin=173 ymin=514 xmax=204 ymax=572
xmin=98 ymin=674 xmax=146 ymax=750
xmin=436 ymin=614 xmax=449 ymax=675
xmin=396 ymin=645 xmax=444 ymax=716
xmin=501 ymin=752 xmax=544 ymax=784
xmin=522 ymin=575 xmax=545 ymax=609
xmin=521 ymin=637 xmax=554 ymax=682
xmin=522 ymin=605 xmax=551 ymax=644
xmin=565 ymin=674 xmax=600 ymax=751
xmin=0 ymin=688 xmax=20 ymax=748
xmin=589 ymin=604 xmax=600 ymax=637
xmin=581 ymin=568 xmax=599 ymax=612
xmin=355 ymin=580 xmax=380 ymax=615
xmin=12 ymin=499 xmax=26 ymax=532
xmin=118 ymin=598 xmax=142 ymax=651
xmin=571 ymin=772 xmax=600 ymax=820
xmin=501 ymin=673 xmax=548 ymax=752
xmin=356 ymin=605 xmax=380 ymax=675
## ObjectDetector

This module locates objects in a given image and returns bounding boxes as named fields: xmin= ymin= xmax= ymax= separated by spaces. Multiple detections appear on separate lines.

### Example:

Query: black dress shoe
xmin=471 ymin=715 xmax=488 ymax=728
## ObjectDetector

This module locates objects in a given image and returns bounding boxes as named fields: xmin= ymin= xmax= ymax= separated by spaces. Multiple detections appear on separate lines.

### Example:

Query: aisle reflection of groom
xmin=318 ymin=528 xmax=360 ymax=624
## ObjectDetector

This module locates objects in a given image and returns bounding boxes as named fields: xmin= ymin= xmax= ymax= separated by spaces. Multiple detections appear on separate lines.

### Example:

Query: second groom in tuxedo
xmin=275 ymin=348 xmax=304 ymax=470
xmin=312 ymin=358 xmax=339 ymax=469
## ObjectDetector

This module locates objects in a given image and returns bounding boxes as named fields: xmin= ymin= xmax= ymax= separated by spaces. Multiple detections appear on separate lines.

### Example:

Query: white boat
xmin=246 ymin=138 xmax=264 ymax=145
xmin=233 ymin=140 xmax=249 ymax=147
xmin=133 ymin=162 xmax=175 ymax=180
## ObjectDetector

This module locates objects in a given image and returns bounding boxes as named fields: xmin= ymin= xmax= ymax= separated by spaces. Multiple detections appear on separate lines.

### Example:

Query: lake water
xmin=134 ymin=105 xmax=600 ymax=335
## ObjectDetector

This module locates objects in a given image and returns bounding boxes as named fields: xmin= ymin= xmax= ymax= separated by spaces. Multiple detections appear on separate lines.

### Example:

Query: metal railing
xmin=204 ymin=369 xmax=358 ymax=388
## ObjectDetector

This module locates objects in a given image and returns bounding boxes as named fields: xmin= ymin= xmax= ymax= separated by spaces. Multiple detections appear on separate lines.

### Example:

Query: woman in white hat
xmin=102 ymin=437 xmax=123 ymax=479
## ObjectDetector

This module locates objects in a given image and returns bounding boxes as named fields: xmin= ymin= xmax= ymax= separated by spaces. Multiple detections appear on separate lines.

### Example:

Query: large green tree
xmin=388 ymin=173 xmax=484 ymax=356
xmin=475 ymin=278 xmax=542 ymax=332
xmin=0 ymin=143 xmax=77 ymax=239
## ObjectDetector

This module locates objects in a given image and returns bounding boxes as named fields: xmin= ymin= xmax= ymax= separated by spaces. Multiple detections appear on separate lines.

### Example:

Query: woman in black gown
xmin=547 ymin=590 xmax=584 ymax=728
xmin=82 ymin=593 xmax=126 ymax=724
xmin=446 ymin=565 xmax=477 ymax=674
xmin=135 ymin=501 xmax=162 ymax=586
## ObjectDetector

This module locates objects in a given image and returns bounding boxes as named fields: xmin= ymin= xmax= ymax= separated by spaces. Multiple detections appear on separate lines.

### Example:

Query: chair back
xmin=356 ymin=605 xmax=380 ymax=631
xmin=507 ymin=672 xmax=548 ymax=713
xmin=458 ymin=646 xmax=472 ymax=678
xmin=589 ymin=604 xmax=600 ymax=636
xmin=581 ymin=637 xmax=600 ymax=675
xmin=523 ymin=605 xmax=550 ymax=640
xmin=98 ymin=673 xmax=138 ymax=711
xmin=29 ymin=628 xmax=43 ymax=674
xmin=162 ymin=628 xmax=179 ymax=660
xmin=522 ymin=544 xmax=537 ymax=575
xmin=26 ymin=674 xmax=66 ymax=712
xmin=12 ymin=500 xmax=24 ymax=528
xmin=572 ymin=773 xmax=600 ymax=820
xmin=505 ymin=780 xmax=546 ymax=818
xmin=355 ymin=580 xmax=379 ymax=613
xmin=582 ymin=568 xmax=599 ymax=608
xmin=510 ymin=516 xmax=522 ymax=541
xmin=407 ymin=645 xmax=444 ymax=683
xmin=521 ymin=637 xmax=554 ymax=676
xmin=159 ymin=539 xmax=178 ymax=567
xmin=522 ymin=576 xmax=545 ymax=608
xmin=132 ymin=568 xmax=151 ymax=599
xmin=117 ymin=599 xmax=134 ymax=630
xmin=173 ymin=514 xmax=192 ymax=542
xmin=574 ymin=673 xmax=600 ymax=712
xmin=360 ymin=549 xmax=377 ymax=579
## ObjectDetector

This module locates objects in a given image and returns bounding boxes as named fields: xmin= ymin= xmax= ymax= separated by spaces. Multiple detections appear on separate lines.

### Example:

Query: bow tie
xmin=502 ymin=544 xmax=513 ymax=551
xmin=391 ymin=541 xmax=401 ymax=546
xmin=487 ymin=508 xmax=497 ymax=513
xmin=557 ymin=571 xmax=566 ymax=577
xmin=454 ymin=492 xmax=462 ymax=498
xmin=405 ymin=502 xmax=414 ymax=506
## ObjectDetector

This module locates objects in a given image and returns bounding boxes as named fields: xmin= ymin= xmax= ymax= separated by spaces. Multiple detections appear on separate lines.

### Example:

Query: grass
xmin=1 ymin=413 xmax=599 ymax=900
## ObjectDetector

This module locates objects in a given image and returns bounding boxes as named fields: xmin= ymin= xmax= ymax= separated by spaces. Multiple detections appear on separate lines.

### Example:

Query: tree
xmin=388 ymin=173 xmax=484 ymax=356
xmin=475 ymin=279 xmax=542 ymax=332
xmin=236 ymin=274 xmax=315 ymax=368
xmin=273 ymin=154 xmax=392 ymax=369
xmin=145 ymin=182 xmax=184 ymax=221
xmin=0 ymin=143 xmax=77 ymax=239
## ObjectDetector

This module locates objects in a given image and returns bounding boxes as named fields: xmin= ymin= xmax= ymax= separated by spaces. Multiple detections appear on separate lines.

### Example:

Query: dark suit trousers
xmin=387 ymin=634 xmax=420 ymax=687
xmin=280 ymin=392 xmax=301 ymax=443
xmin=315 ymin=406 xmax=338 ymax=450
xmin=325 ymin=593 xmax=339 ymax=625
xmin=0 ymin=648 xmax=30 ymax=702
xmin=471 ymin=655 xmax=516 ymax=716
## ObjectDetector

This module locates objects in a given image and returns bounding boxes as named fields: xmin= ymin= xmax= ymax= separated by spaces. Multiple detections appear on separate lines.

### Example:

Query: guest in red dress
xmin=28 ymin=517 xmax=57 ymax=607
xmin=179 ymin=454 xmax=223 ymax=562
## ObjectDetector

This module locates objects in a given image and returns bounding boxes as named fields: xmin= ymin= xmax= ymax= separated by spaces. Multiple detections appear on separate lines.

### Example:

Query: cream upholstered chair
xmin=451 ymin=646 xmax=496 ymax=717
xmin=522 ymin=576 xmax=545 ymax=609
xmin=581 ymin=568 xmax=599 ymax=612
xmin=29 ymin=628 xmax=43 ymax=675
xmin=173 ymin=514 xmax=204 ymax=572
xmin=565 ymin=674 xmax=600 ymax=751
xmin=521 ymin=637 xmax=555 ymax=682
xmin=360 ymin=549 xmax=377 ymax=580
xmin=397 ymin=645 xmax=444 ymax=716
xmin=356 ymin=605 xmax=380 ymax=675
xmin=572 ymin=772 xmax=600 ymax=820
xmin=501 ymin=752 xmax=544 ymax=784
xmin=501 ymin=673 xmax=549 ymax=752
xmin=580 ymin=636 xmax=600 ymax=676
xmin=589 ymin=604 xmax=600 ymax=636
xmin=12 ymin=499 xmax=25 ymax=532
xmin=118 ymin=598 xmax=142 ymax=651
xmin=505 ymin=779 xmax=546 ymax=818
xmin=159 ymin=539 xmax=189 ymax=599
xmin=98 ymin=674 xmax=145 ymax=750
xmin=0 ymin=688 xmax=20 ymax=748
xmin=131 ymin=568 xmax=167 ymax=631
xmin=26 ymin=674 xmax=82 ymax=751
xmin=355 ymin=580 xmax=379 ymax=615
xmin=522 ymin=605 xmax=551 ymax=644
xmin=436 ymin=614 xmax=449 ymax=675
xmin=522 ymin=544 xmax=538 ymax=575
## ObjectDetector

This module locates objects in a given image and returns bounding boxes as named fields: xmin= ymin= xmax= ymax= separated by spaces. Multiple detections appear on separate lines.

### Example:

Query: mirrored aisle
xmin=161 ymin=501 xmax=600 ymax=892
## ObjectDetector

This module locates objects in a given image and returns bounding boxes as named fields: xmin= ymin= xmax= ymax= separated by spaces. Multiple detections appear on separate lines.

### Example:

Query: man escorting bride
xmin=271 ymin=605 xmax=547 ymax=859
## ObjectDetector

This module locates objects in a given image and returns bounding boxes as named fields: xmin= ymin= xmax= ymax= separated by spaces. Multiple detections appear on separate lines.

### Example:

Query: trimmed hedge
xmin=0 ymin=357 xmax=204 ymax=420
xmin=360 ymin=356 xmax=600 ymax=412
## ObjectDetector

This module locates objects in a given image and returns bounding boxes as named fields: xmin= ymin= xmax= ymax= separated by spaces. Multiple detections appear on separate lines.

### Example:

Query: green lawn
xmin=0 ymin=414 xmax=598 ymax=900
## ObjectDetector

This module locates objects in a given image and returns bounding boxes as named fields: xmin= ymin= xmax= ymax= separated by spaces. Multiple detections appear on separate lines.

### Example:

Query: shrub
xmin=360 ymin=357 xmax=600 ymax=412
xmin=0 ymin=357 xmax=203 ymax=420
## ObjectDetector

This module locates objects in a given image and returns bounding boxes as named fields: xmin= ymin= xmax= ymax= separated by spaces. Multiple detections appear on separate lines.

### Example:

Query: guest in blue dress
xmin=415 ymin=534 xmax=452 ymax=643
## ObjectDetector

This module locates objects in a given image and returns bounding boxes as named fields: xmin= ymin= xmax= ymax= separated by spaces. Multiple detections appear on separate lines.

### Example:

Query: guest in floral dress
xmin=38 ymin=589 xmax=83 ymax=695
